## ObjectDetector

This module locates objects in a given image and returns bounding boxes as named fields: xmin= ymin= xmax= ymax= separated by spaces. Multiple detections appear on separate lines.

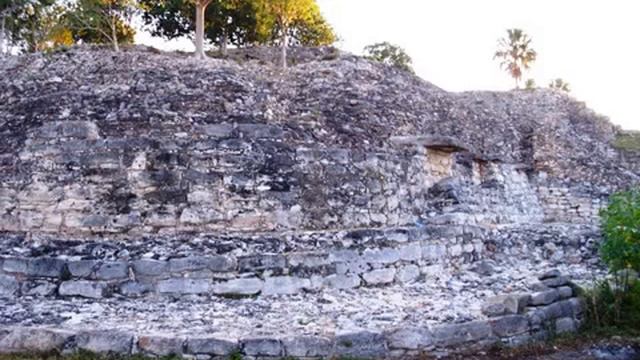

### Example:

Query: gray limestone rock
xmin=241 ymin=337 xmax=282 ymax=357
xmin=59 ymin=280 xmax=109 ymax=298
xmin=138 ymin=335 xmax=185 ymax=356
xmin=186 ymin=337 xmax=238 ymax=355
xmin=363 ymin=268 xmax=396 ymax=285
xmin=156 ymin=278 xmax=211 ymax=294
xmin=387 ymin=327 xmax=433 ymax=350
xmin=263 ymin=276 xmax=311 ymax=296
xmin=76 ymin=331 xmax=133 ymax=354
xmin=282 ymin=336 xmax=333 ymax=358
xmin=212 ymin=278 xmax=263 ymax=296
xmin=530 ymin=289 xmax=560 ymax=306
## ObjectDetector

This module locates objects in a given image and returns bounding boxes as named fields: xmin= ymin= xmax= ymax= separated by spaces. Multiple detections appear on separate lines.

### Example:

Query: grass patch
xmin=0 ymin=351 xmax=174 ymax=360
xmin=613 ymin=131 xmax=640 ymax=151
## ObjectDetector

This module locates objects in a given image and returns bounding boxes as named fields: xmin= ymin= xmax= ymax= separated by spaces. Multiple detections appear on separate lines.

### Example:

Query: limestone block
xmin=263 ymin=276 xmax=311 ymax=296
xmin=398 ymin=243 xmax=421 ymax=262
xmin=238 ymin=255 xmax=285 ymax=272
xmin=95 ymin=261 xmax=128 ymax=280
xmin=541 ymin=276 xmax=569 ymax=288
xmin=333 ymin=331 xmax=387 ymax=359
xmin=156 ymin=278 xmax=211 ymax=295
xmin=363 ymin=268 xmax=396 ymax=285
xmin=59 ymin=280 xmax=109 ymax=299
xmin=0 ymin=328 xmax=74 ymax=353
xmin=212 ymin=278 xmax=263 ymax=296
xmin=68 ymin=260 xmax=98 ymax=278
xmin=131 ymin=259 xmax=168 ymax=277
xmin=169 ymin=256 xmax=236 ymax=273
xmin=324 ymin=274 xmax=361 ymax=289
xmin=558 ymin=286 xmax=573 ymax=299
xmin=24 ymin=258 xmax=66 ymax=278
xmin=490 ymin=315 xmax=529 ymax=337
xmin=282 ymin=336 xmax=332 ymax=358
xmin=138 ymin=335 xmax=185 ymax=356
xmin=242 ymin=337 xmax=283 ymax=357
xmin=0 ymin=274 xmax=19 ymax=297
xmin=555 ymin=317 xmax=576 ymax=334
xmin=187 ymin=190 xmax=217 ymax=204
xmin=432 ymin=321 xmax=493 ymax=347
xmin=530 ymin=289 xmax=559 ymax=306
xmin=395 ymin=265 xmax=420 ymax=283
xmin=387 ymin=327 xmax=432 ymax=350
xmin=21 ymin=280 xmax=57 ymax=297
xmin=118 ymin=281 xmax=152 ymax=297
xmin=186 ymin=337 xmax=238 ymax=355
xmin=179 ymin=207 xmax=223 ymax=225
xmin=76 ymin=331 xmax=133 ymax=354
xmin=362 ymin=248 xmax=400 ymax=264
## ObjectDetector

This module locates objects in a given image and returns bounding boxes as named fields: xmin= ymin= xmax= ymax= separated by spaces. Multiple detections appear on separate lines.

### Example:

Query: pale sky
xmin=136 ymin=0 xmax=640 ymax=130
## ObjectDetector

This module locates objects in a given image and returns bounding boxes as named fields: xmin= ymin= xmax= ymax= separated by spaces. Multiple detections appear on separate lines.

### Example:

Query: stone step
xmin=0 ymin=267 xmax=586 ymax=359
xmin=0 ymin=223 xmax=599 ymax=300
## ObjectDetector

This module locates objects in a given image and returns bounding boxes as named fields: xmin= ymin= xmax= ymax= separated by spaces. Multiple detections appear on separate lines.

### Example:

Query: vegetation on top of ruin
xmin=614 ymin=131 xmax=640 ymax=151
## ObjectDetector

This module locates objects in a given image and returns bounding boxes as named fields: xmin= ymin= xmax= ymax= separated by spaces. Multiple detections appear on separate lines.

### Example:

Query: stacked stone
xmin=0 ymin=225 xmax=489 ymax=299
xmin=0 ymin=271 xmax=584 ymax=359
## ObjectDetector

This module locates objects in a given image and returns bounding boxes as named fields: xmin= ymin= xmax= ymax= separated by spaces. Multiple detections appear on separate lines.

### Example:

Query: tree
xmin=494 ymin=29 xmax=537 ymax=89
xmin=524 ymin=78 xmax=536 ymax=90
xmin=363 ymin=42 xmax=413 ymax=73
xmin=254 ymin=0 xmax=319 ymax=69
xmin=141 ymin=0 xmax=335 ymax=60
xmin=65 ymin=0 xmax=137 ymax=52
xmin=1 ymin=0 xmax=60 ymax=53
xmin=548 ymin=78 xmax=570 ymax=93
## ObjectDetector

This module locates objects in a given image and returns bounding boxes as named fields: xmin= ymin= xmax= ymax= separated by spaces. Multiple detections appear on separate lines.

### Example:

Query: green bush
xmin=582 ymin=278 xmax=640 ymax=333
xmin=600 ymin=187 xmax=640 ymax=273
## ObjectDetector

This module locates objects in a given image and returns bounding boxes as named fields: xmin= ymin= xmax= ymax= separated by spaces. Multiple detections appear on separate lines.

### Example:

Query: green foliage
xmin=600 ymin=188 xmax=640 ymax=273
xmin=363 ymin=42 xmax=413 ymax=73
xmin=494 ymin=28 xmax=537 ymax=88
xmin=1 ymin=0 xmax=60 ymax=52
xmin=140 ymin=0 xmax=335 ymax=49
xmin=62 ymin=0 xmax=138 ymax=51
xmin=613 ymin=131 xmax=640 ymax=151
xmin=549 ymin=78 xmax=570 ymax=93
xmin=581 ymin=278 xmax=640 ymax=334
xmin=525 ymin=78 xmax=537 ymax=90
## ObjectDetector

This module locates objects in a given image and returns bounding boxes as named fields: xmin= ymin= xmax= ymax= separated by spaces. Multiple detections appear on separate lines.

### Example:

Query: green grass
xmin=0 ymin=351 xmax=174 ymax=360
xmin=613 ymin=131 xmax=640 ymax=151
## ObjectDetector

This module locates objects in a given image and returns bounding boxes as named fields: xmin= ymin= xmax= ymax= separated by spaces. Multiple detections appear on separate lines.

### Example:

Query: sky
xmin=137 ymin=0 xmax=640 ymax=130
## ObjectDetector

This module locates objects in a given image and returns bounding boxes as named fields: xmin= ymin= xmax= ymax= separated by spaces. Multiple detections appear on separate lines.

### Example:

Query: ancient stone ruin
xmin=0 ymin=46 xmax=638 ymax=358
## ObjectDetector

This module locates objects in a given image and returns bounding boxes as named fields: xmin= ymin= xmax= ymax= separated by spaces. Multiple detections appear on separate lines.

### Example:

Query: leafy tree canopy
xmin=140 ymin=0 xmax=335 ymax=49
xmin=600 ymin=188 xmax=640 ymax=273
xmin=494 ymin=28 xmax=537 ymax=88
xmin=63 ymin=0 xmax=137 ymax=49
xmin=364 ymin=41 xmax=413 ymax=73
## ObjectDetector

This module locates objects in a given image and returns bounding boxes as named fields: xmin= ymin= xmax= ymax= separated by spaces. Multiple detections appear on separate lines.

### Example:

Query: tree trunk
xmin=280 ymin=26 xmax=288 ymax=69
xmin=220 ymin=27 xmax=227 ymax=57
xmin=0 ymin=15 xmax=6 ymax=56
xmin=195 ymin=1 xmax=208 ymax=59
xmin=110 ymin=16 xmax=119 ymax=52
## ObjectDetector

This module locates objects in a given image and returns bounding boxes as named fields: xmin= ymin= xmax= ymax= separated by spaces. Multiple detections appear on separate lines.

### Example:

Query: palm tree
xmin=494 ymin=29 xmax=537 ymax=89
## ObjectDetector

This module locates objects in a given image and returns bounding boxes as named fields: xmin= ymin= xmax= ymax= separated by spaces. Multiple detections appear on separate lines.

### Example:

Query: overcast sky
xmin=137 ymin=0 xmax=640 ymax=130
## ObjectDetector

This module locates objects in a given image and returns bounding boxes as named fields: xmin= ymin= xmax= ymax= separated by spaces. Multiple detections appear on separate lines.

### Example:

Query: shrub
xmin=600 ymin=187 xmax=640 ymax=273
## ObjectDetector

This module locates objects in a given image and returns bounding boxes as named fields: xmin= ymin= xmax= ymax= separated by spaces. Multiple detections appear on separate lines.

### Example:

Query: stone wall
xmin=0 ymin=121 xmax=566 ymax=237
xmin=0 ymin=271 xmax=584 ymax=359
xmin=0 ymin=223 xmax=599 ymax=300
